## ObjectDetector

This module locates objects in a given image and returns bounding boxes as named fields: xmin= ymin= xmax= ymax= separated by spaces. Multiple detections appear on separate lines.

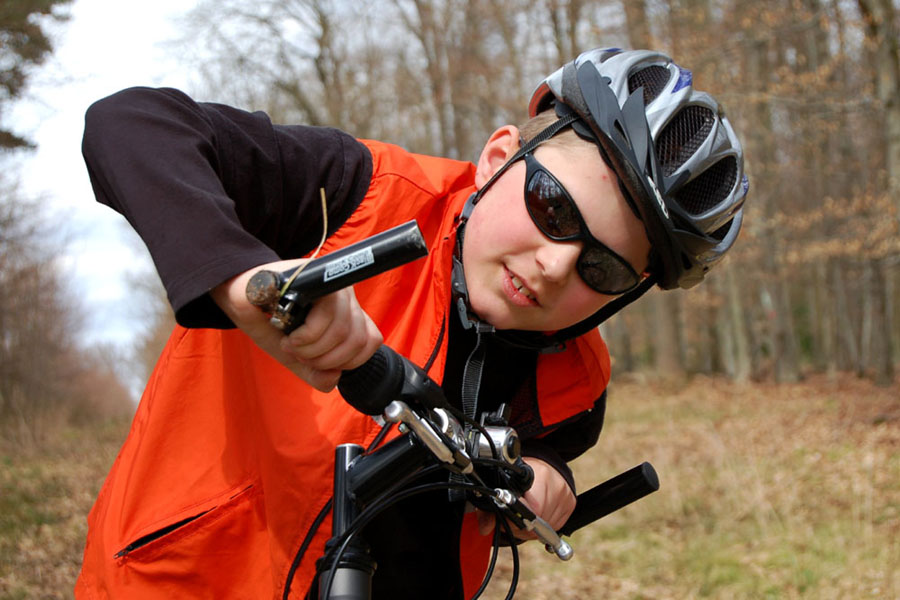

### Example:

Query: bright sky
xmin=10 ymin=0 xmax=199 ymax=347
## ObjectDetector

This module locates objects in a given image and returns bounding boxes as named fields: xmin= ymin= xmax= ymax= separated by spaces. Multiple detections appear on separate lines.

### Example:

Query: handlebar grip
xmin=338 ymin=346 xmax=405 ymax=415
xmin=339 ymin=345 xmax=450 ymax=416
xmin=558 ymin=462 xmax=659 ymax=537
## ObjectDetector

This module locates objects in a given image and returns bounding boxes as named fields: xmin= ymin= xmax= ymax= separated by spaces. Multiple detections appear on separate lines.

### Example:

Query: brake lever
xmin=491 ymin=490 xmax=573 ymax=561
xmin=383 ymin=400 xmax=473 ymax=475
xmin=380 ymin=396 xmax=572 ymax=560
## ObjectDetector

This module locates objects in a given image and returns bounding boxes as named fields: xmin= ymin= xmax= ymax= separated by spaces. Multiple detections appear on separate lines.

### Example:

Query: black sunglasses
xmin=523 ymin=152 xmax=643 ymax=295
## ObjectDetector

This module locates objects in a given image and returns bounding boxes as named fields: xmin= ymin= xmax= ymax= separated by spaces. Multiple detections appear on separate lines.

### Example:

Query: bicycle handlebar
xmin=245 ymin=221 xmax=661 ymax=599
xmin=337 ymin=345 xmax=660 ymax=564
xmin=246 ymin=220 xmax=427 ymax=333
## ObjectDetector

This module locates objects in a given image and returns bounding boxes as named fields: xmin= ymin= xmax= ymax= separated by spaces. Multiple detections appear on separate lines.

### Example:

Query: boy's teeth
xmin=511 ymin=274 xmax=535 ymax=300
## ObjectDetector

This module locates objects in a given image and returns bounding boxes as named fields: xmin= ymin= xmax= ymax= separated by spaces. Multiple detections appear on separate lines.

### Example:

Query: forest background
xmin=1 ymin=0 xmax=898 ymax=598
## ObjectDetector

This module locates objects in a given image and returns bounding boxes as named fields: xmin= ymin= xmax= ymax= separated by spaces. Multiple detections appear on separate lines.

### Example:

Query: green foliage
xmin=0 ymin=0 xmax=73 ymax=150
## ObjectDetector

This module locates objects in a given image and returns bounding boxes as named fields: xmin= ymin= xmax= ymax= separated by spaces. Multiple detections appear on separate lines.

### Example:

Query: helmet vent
xmin=672 ymin=156 xmax=738 ymax=216
xmin=628 ymin=65 xmax=670 ymax=105
xmin=709 ymin=218 xmax=733 ymax=241
xmin=656 ymin=106 xmax=715 ymax=176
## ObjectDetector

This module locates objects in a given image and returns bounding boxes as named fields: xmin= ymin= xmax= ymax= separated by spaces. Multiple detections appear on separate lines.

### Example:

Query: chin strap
xmin=551 ymin=273 xmax=658 ymax=341
xmin=451 ymin=194 xmax=491 ymax=334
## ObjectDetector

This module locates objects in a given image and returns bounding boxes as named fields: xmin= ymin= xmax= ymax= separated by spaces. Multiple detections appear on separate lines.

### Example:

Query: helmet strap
xmin=464 ymin=112 xmax=580 ymax=215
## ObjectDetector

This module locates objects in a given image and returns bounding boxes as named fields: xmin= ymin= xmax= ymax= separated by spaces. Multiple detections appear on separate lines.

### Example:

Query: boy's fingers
xmin=294 ymin=363 xmax=342 ymax=393
xmin=286 ymin=308 xmax=382 ymax=370
xmin=476 ymin=510 xmax=495 ymax=536
xmin=280 ymin=288 xmax=381 ymax=367
xmin=283 ymin=291 xmax=351 ymax=351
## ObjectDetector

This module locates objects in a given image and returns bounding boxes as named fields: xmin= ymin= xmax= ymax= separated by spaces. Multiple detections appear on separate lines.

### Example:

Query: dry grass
xmin=483 ymin=374 xmax=900 ymax=599
xmin=0 ymin=422 xmax=128 ymax=600
xmin=1 ymin=375 xmax=897 ymax=599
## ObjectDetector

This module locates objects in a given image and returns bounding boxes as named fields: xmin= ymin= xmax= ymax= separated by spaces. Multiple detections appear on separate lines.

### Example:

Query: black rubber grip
xmin=559 ymin=462 xmax=659 ymax=537
xmin=338 ymin=346 xmax=405 ymax=415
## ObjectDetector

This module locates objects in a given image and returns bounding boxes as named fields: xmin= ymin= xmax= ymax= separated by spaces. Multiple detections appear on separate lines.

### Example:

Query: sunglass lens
xmin=577 ymin=246 xmax=640 ymax=294
xmin=523 ymin=154 xmax=641 ymax=294
xmin=526 ymin=170 xmax=581 ymax=239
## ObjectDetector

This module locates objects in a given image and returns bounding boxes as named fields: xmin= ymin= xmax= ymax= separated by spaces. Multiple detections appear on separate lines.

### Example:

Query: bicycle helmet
xmin=453 ymin=47 xmax=749 ymax=348
xmin=528 ymin=47 xmax=749 ymax=290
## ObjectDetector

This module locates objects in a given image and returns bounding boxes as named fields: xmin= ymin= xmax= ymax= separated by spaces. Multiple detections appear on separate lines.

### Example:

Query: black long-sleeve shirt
xmin=83 ymin=86 xmax=371 ymax=328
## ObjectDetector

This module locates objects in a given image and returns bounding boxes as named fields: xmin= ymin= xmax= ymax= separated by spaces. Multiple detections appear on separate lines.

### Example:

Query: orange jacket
xmin=76 ymin=139 xmax=611 ymax=599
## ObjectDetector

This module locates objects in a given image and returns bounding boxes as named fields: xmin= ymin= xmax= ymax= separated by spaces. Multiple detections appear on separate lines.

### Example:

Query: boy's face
xmin=462 ymin=126 xmax=651 ymax=332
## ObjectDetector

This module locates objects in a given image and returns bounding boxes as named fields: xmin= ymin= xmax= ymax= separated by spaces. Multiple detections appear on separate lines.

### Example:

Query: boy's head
xmin=457 ymin=48 xmax=748 ymax=346
xmin=463 ymin=119 xmax=651 ymax=333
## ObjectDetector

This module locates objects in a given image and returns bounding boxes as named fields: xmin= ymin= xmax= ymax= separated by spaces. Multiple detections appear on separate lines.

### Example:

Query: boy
xmin=75 ymin=48 xmax=747 ymax=599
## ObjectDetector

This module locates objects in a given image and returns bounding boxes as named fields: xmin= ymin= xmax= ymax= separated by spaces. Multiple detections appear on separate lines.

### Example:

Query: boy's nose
xmin=535 ymin=240 xmax=581 ymax=284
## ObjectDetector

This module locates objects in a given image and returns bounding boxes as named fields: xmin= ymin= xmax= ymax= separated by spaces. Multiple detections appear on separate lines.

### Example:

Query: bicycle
xmin=248 ymin=221 xmax=659 ymax=600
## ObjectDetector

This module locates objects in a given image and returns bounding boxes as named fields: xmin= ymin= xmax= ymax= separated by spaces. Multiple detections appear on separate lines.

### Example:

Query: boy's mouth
xmin=504 ymin=267 xmax=539 ymax=306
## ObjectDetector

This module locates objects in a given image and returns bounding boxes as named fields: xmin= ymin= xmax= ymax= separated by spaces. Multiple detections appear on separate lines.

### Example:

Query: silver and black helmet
xmin=529 ymin=48 xmax=749 ymax=290
xmin=453 ymin=48 xmax=749 ymax=348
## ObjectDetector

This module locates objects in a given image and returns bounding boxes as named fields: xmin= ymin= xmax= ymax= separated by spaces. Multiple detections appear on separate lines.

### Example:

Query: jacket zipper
xmin=115 ymin=485 xmax=254 ymax=558
xmin=115 ymin=510 xmax=211 ymax=558
xmin=423 ymin=317 xmax=446 ymax=374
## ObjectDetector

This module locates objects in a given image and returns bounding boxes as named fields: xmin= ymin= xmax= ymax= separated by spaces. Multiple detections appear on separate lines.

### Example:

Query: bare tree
xmin=0 ymin=180 xmax=134 ymax=447
xmin=857 ymin=0 xmax=899 ymax=384
xmin=168 ymin=0 xmax=900 ymax=383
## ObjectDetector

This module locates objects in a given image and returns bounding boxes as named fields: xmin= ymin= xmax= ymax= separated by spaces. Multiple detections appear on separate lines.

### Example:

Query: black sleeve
xmin=520 ymin=390 xmax=607 ymax=493
xmin=81 ymin=86 xmax=372 ymax=328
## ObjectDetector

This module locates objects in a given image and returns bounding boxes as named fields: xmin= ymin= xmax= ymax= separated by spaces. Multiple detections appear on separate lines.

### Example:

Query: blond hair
xmin=518 ymin=110 xmax=594 ymax=153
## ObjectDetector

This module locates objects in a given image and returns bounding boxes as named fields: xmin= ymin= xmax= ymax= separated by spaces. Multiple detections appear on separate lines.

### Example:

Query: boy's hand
xmin=476 ymin=457 xmax=576 ymax=539
xmin=279 ymin=285 xmax=383 ymax=391
xmin=211 ymin=260 xmax=383 ymax=392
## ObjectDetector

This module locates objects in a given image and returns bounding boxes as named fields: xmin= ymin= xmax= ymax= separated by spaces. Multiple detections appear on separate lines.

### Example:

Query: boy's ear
xmin=475 ymin=125 xmax=520 ymax=189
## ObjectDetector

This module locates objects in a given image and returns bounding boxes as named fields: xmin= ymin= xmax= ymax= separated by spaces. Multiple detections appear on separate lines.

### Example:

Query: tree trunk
xmin=860 ymin=261 xmax=874 ymax=375
xmin=622 ymin=0 xmax=651 ymax=48
xmin=832 ymin=260 xmax=860 ymax=370
xmin=726 ymin=266 xmax=752 ymax=382
xmin=600 ymin=315 xmax=636 ymax=374
xmin=816 ymin=260 xmax=837 ymax=376
xmin=773 ymin=278 xmax=801 ymax=382
xmin=871 ymin=259 xmax=895 ymax=384
xmin=857 ymin=0 xmax=900 ymax=203
xmin=857 ymin=0 xmax=899 ymax=379
xmin=650 ymin=290 xmax=686 ymax=379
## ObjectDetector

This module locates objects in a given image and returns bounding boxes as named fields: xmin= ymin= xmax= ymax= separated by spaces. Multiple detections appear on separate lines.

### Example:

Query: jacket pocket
xmin=113 ymin=484 xmax=271 ymax=598
xmin=115 ymin=509 xmax=214 ymax=558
